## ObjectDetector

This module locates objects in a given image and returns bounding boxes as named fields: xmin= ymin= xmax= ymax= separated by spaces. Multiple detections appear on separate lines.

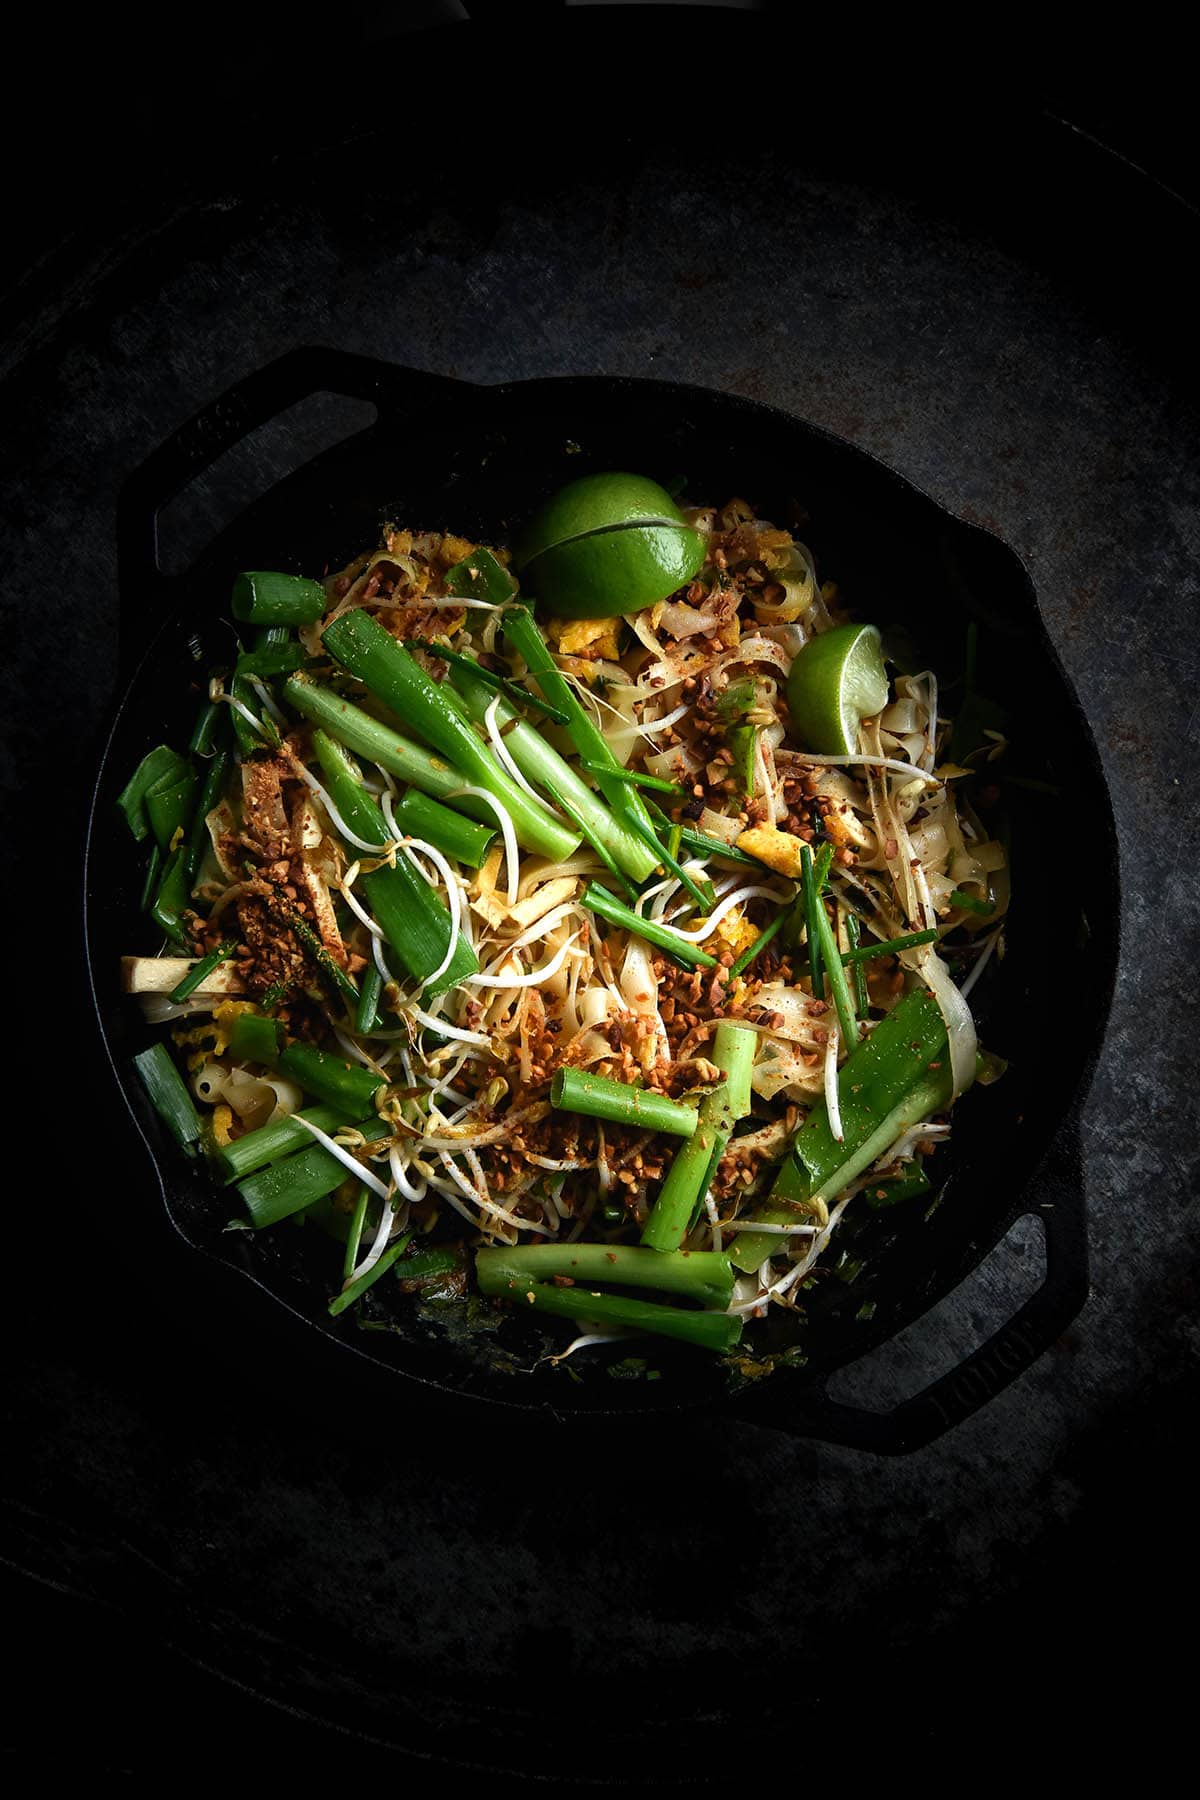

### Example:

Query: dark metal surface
xmin=4 ymin=10 xmax=1196 ymax=1779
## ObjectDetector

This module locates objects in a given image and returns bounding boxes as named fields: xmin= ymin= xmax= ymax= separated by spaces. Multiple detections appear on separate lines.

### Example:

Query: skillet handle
xmin=731 ymin=1123 xmax=1089 ymax=1454
xmin=116 ymin=345 xmax=466 ymax=646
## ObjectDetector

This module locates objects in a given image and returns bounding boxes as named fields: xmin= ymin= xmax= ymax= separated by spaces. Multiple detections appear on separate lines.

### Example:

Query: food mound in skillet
xmin=121 ymin=473 xmax=1009 ymax=1362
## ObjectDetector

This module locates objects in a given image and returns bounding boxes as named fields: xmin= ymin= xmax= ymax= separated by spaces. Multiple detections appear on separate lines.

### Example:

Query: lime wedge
xmin=516 ymin=471 xmax=691 ymax=568
xmin=522 ymin=521 xmax=706 ymax=619
xmin=786 ymin=623 xmax=890 ymax=754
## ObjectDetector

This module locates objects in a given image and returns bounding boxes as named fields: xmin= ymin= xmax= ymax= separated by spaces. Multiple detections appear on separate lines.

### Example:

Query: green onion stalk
xmin=731 ymin=986 xmax=949 ymax=1270
xmin=641 ymin=1022 xmax=757 ymax=1252
xmin=312 ymin=730 xmax=478 ymax=997
xmin=321 ymin=610 xmax=579 ymax=862
xmin=550 ymin=1067 xmax=699 ymax=1138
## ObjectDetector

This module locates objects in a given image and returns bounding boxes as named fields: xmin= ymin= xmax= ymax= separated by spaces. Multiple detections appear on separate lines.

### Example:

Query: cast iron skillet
xmin=86 ymin=346 xmax=1119 ymax=1451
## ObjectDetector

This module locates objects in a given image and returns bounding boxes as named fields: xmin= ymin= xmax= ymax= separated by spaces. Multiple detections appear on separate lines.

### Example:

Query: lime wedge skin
xmin=516 ymin=471 xmax=690 ymax=568
xmin=522 ymin=523 xmax=707 ymax=619
xmin=786 ymin=623 xmax=889 ymax=755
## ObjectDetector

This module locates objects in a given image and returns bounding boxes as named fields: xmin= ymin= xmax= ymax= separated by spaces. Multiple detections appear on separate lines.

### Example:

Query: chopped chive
xmin=580 ymin=760 xmax=683 ymax=797
xmin=139 ymin=841 xmax=163 ymax=912
xmin=841 ymin=927 xmax=939 ymax=962
xmin=810 ymin=892 xmax=861 ymax=1051
xmin=846 ymin=914 xmax=870 ymax=1016
xmin=551 ymin=1067 xmax=699 ymax=1137
xmin=185 ymin=748 xmax=233 ymax=879
xmin=620 ymin=807 xmax=716 ymax=911
xmin=677 ymin=826 xmax=759 ymax=868
xmin=582 ymin=882 xmax=718 ymax=970
xmin=168 ymin=938 xmax=239 ymax=1004
xmin=801 ymin=844 xmax=825 ymax=1001
xmin=342 ymin=1185 xmax=370 ymax=1280
xmin=330 ymin=1229 xmax=415 ymax=1316
xmin=726 ymin=910 xmax=787 ymax=980
xmin=133 ymin=1042 xmax=203 ymax=1152
xmin=404 ymin=641 xmax=569 ymax=725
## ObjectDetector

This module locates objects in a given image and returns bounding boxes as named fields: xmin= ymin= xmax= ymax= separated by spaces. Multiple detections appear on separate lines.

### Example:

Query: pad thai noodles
xmin=120 ymin=480 xmax=1008 ymax=1362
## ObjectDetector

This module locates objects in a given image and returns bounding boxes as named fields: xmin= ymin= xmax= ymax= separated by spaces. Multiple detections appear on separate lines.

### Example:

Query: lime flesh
xmin=522 ymin=522 xmax=706 ymax=619
xmin=785 ymin=623 xmax=890 ymax=755
xmin=516 ymin=471 xmax=690 ymax=569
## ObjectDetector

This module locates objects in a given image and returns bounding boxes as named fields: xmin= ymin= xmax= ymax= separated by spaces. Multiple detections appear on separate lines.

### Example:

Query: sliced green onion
xmin=728 ymin=723 xmax=758 ymax=797
xmin=865 ymin=1160 xmax=933 ymax=1209
xmin=949 ymin=887 xmax=996 ymax=917
xmin=391 ymin=789 xmax=495 ymax=868
xmin=443 ymin=545 xmax=517 ymax=606
xmin=133 ymin=1043 xmax=203 ymax=1152
xmin=477 ymin=1243 xmax=734 ymax=1306
xmin=145 ymin=768 xmax=199 ymax=852
xmin=583 ymin=882 xmax=718 ymax=970
xmin=212 ymin=1102 xmax=356 ymax=1184
xmin=168 ymin=938 xmax=239 ymax=1004
xmin=237 ymin=1117 xmax=389 ymax=1228
xmin=322 ymin=610 xmax=578 ymax=861
xmin=139 ymin=842 xmax=163 ymax=912
xmin=232 ymin=570 xmax=327 ymax=627
xmin=355 ymin=966 xmax=382 ymax=1034
xmin=189 ymin=692 xmax=225 ymax=758
xmin=476 ymin=1278 xmax=742 ymax=1353
xmin=277 ymin=1042 xmax=384 ymax=1116
xmin=228 ymin=1012 xmax=282 ymax=1065
xmin=551 ymin=1067 xmax=699 ymax=1138
xmin=311 ymin=731 xmax=478 ymax=996
xmin=641 ymin=1021 xmax=756 ymax=1252
xmin=444 ymin=661 xmax=656 ymax=883
xmin=117 ymin=745 xmax=189 ymax=842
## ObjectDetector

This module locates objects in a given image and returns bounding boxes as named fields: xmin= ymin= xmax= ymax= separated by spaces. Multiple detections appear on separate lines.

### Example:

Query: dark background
xmin=3 ymin=3 xmax=1196 ymax=1783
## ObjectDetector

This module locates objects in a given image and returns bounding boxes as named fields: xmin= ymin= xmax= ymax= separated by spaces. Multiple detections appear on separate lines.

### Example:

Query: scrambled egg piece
xmin=545 ymin=615 xmax=622 ymax=661
xmin=735 ymin=826 xmax=806 ymax=879
xmin=711 ymin=907 xmax=759 ymax=962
